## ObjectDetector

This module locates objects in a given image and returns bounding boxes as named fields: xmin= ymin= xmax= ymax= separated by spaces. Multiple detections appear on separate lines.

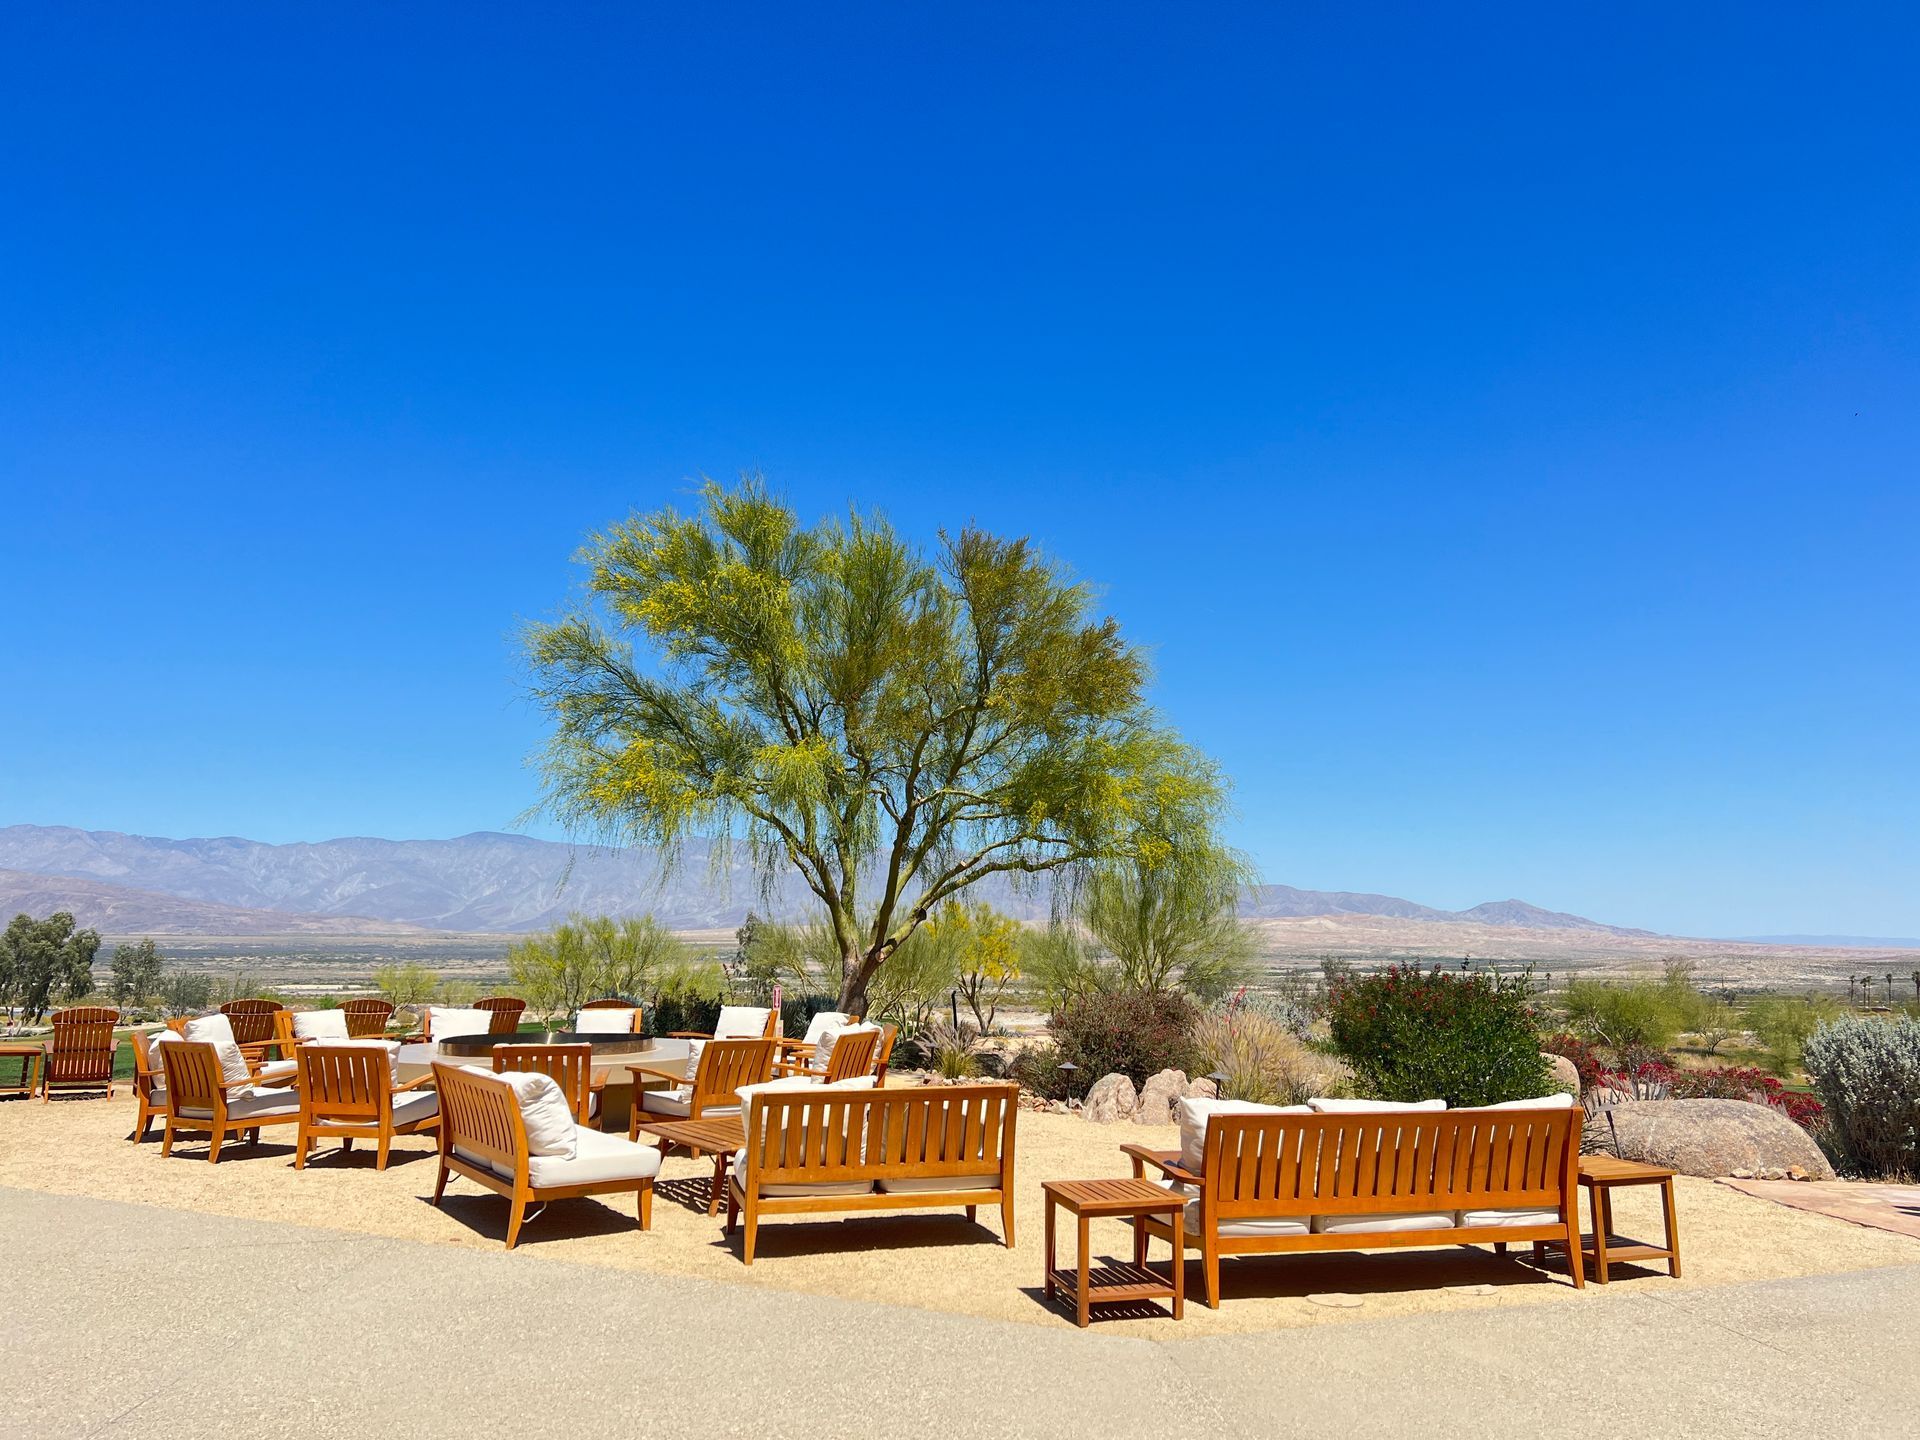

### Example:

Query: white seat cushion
xmin=730 ymin=1149 xmax=874 ymax=1198
xmin=1174 ymin=1098 xmax=1309 ymax=1172
xmin=291 ymin=1009 xmax=350 ymax=1041
xmin=641 ymin=1089 xmax=740 ymax=1119
xmin=1307 ymin=1098 xmax=1448 ymax=1113
xmin=390 ymin=1089 xmax=441 ymax=1128
xmin=573 ymin=1007 xmax=637 ymax=1034
xmin=255 ymin=1059 xmax=297 ymax=1082
xmin=427 ymin=1007 xmax=493 ymax=1041
xmin=527 ymin=1127 xmax=663 ymax=1188
xmin=495 ymin=1071 xmax=577 ymax=1157
xmin=182 ymin=1015 xmax=250 ymax=1086
xmin=713 ymin=1005 xmax=771 ymax=1039
xmin=876 ymin=1173 xmax=1000 ymax=1194
xmin=1312 ymin=1211 xmax=1456 ymax=1235
xmin=1153 ymin=1179 xmax=1311 ymax=1237
xmin=181 ymin=1085 xmax=301 ymax=1122
xmin=1459 ymin=1207 xmax=1562 ymax=1228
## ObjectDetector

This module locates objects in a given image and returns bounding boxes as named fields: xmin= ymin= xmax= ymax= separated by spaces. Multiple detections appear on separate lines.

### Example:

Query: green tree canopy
xmin=1078 ymin=843 xmax=1255 ymax=1001
xmin=506 ymin=914 xmax=720 ymax=1024
xmin=110 ymin=938 xmax=166 ymax=1010
xmin=0 ymin=912 xmax=101 ymax=1018
xmin=526 ymin=478 xmax=1233 ymax=1011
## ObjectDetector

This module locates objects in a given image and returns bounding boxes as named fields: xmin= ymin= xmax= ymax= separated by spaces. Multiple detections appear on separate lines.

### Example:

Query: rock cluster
xmin=1078 ymin=1070 xmax=1218 ymax=1123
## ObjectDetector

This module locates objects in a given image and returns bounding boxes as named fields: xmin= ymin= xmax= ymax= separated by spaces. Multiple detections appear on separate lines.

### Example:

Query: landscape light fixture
xmin=1206 ymin=1069 xmax=1229 ymax=1100
xmin=1057 ymin=1059 xmax=1079 ymax=1105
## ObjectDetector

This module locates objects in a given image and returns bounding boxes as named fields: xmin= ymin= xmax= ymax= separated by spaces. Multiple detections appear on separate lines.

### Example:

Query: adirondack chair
xmin=42 ymin=1007 xmax=119 ymax=1101
xmin=573 ymin=998 xmax=643 ymax=1034
xmin=341 ymin=998 xmax=395 ymax=1037
xmin=475 ymin=996 xmax=527 ymax=1034
xmin=218 ymin=999 xmax=284 ymax=1048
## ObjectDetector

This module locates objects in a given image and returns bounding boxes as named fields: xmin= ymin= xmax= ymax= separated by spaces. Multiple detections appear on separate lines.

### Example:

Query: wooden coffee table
xmin=630 ymin=1115 xmax=747 ymax=1216
xmin=0 ymin=1043 xmax=45 ymax=1098
xmin=1534 ymin=1154 xmax=1682 ymax=1284
xmin=1043 ymin=1177 xmax=1185 ymax=1327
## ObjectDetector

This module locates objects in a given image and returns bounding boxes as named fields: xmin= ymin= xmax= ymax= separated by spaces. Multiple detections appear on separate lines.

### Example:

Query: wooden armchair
xmin=128 ymin=1028 xmax=169 ymax=1139
xmin=431 ymin=1062 xmax=661 ymax=1249
xmin=218 ymin=999 xmax=285 ymax=1048
xmin=156 ymin=1040 xmax=301 ymax=1162
xmin=493 ymin=1042 xmax=600 ymax=1127
xmin=773 ymin=1010 xmax=858 ymax=1070
xmin=42 ymin=1006 xmax=120 ymax=1101
xmin=628 ymin=1037 xmax=775 ymax=1137
xmin=873 ymin=1023 xmax=899 ymax=1084
xmin=295 ymin=1042 xmax=438 ymax=1170
xmin=476 ymin=996 xmax=527 ymax=1034
xmin=342 ymin=998 xmax=395 ymax=1037
xmin=775 ymin=1025 xmax=880 ymax=1083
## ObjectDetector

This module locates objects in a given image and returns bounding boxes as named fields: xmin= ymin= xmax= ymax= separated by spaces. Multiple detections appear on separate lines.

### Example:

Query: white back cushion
xmin=714 ymin=1005 xmax=770 ymax=1039
xmin=291 ymin=1008 xmax=350 ymax=1041
xmin=182 ymin=1015 xmax=250 ymax=1085
xmin=573 ymin=1007 xmax=637 ymax=1034
xmin=1470 ymin=1092 xmax=1574 ymax=1111
xmin=801 ymin=1011 xmax=851 ymax=1047
xmin=1175 ymin=1098 xmax=1309 ymax=1173
xmin=427 ymin=1007 xmax=492 ymax=1040
xmin=495 ymin=1071 xmax=578 ymax=1158
xmin=810 ymin=1021 xmax=881 ymax=1070
xmin=684 ymin=1039 xmax=706 ymax=1079
xmin=1308 ymin=1097 xmax=1448 ymax=1114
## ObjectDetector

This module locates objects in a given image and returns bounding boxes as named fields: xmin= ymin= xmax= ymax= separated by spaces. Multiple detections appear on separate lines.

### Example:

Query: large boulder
xmin=1599 ymin=1099 xmax=1834 ymax=1180
xmin=1081 ymin=1072 xmax=1138 ymax=1123
xmin=1543 ymin=1053 xmax=1582 ymax=1097
xmin=1134 ymin=1069 xmax=1187 ymax=1125
xmin=1183 ymin=1076 xmax=1219 ymax=1101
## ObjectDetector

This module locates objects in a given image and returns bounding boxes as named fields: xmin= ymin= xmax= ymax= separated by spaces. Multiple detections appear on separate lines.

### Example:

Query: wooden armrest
xmin=394 ymin=1074 xmax=437 ymax=1092
xmin=1120 ymin=1143 xmax=1200 ymax=1186
xmin=664 ymin=1031 xmax=711 ymax=1040
xmin=627 ymin=1064 xmax=688 ymax=1085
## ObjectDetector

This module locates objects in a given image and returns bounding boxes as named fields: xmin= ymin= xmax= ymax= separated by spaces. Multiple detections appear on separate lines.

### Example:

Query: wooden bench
xmin=727 ymin=1081 xmax=1018 ymax=1264
xmin=1125 ymin=1104 xmax=1585 ymax=1307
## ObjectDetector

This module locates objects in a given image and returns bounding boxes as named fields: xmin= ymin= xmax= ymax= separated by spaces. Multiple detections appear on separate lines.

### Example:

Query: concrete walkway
xmin=5 ymin=1185 xmax=1916 ymax=1438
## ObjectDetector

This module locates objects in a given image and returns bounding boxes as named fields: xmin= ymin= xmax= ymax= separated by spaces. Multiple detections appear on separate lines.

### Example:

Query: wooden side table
xmin=631 ymin=1115 xmax=747 ymax=1216
xmin=0 ymin=1043 xmax=45 ymax=1099
xmin=1534 ymin=1155 xmax=1682 ymax=1284
xmin=1043 ymin=1178 xmax=1185 ymax=1327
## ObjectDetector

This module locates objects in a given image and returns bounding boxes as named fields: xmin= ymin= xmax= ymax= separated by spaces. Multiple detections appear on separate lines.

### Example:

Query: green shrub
xmin=1327 ymin=964 xmax=1550 ymax=1108
xmin=1746 ymin=994 xmax=1845 ymax=1073
xmin=1803 ymin=1014 xmax=1920 ymax=1179
xmin=648 ymin=994 xmax=721 ymax=1036
xmin=1049 ymin=990 xmax=1198 ymax=1091
xmin=1559 ymin=978 xmax=1685 ymax=1050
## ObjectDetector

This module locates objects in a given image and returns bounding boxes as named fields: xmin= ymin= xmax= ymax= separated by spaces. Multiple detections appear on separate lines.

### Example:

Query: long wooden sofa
xmin=1124 ymin=1101 xmax=1585 ymax=1307
xmin=726 ymin=1080 xmax=1018 ymax=1264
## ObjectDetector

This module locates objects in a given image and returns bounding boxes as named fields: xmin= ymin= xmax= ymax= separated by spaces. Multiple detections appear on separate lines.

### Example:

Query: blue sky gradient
xmin=2 ymin=5 xmax=1915 ymax=936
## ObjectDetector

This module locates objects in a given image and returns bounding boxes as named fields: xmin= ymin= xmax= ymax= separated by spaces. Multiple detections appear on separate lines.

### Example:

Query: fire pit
xmin=394 ymin=1031 xmax=693 ymax=1133
xmin=432 ymin=1029 xmax=657 ymax=1060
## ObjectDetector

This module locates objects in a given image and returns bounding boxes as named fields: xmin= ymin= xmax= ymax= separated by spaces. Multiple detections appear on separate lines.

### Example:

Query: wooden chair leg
xmin=1001 ymin=1191 xmax=1016 ymax=1248
xmin=638 ymin=1182 xmax=653 ymax=1231
xmin=207 ymin=1128 xmax=224 ymax=1165
xmin=161 ymin=1120 xmax=175 ymax=1158
xmin=505 ymin=1195 xmax=527 ymax=1250
xmin=1203 ymin=1241 xmax=1221 ymax=1309
xmin=376 ymin=1135 xmax=391 ymax=1171
xmin=1564 ymin=1214 xmax=1586 ymax=1290
xmin=965 ymin=1204 xmax=977 ymax=1223
xmin=742 ymin=1205 xmax=759 ymax=1265
xmin=295 ymin=1127 xmax=309 ymax=1170
xmin=432 ymin=1159 xmax=450 ymax=1205
xmin=1662 ymin=1177 xmax=1682 ymax=1278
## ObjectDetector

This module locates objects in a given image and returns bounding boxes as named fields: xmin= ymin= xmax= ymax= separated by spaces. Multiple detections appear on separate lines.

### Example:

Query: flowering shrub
xmin=1541 ymin=1032 xmax=1606 ymax=1091
xmin=1587 ymin=1058 xmax=1824 ymax=1132
xmin=1326 ymin=964 xmax=1550 ymax=1108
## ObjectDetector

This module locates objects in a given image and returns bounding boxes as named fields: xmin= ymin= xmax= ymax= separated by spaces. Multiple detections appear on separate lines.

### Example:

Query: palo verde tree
xmin=525 ymin=478 xmax=1233 ymax=1013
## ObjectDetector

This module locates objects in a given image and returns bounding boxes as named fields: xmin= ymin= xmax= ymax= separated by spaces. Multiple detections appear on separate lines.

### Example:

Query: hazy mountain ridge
xmin=0 ymin=823 xmax=1649 ymax=937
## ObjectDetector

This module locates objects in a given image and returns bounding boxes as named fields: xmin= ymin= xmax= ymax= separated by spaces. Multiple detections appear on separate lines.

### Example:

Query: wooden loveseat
xmin=727 ymin=1080 xmax=1018 ymax=1264
xmin=1125 ymin=1098 xmax=1584 ymax=1307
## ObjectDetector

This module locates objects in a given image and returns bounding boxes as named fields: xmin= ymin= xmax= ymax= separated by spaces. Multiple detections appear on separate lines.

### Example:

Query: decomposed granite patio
xmin=2 ymin=1089 xmax=1916 ymax=1341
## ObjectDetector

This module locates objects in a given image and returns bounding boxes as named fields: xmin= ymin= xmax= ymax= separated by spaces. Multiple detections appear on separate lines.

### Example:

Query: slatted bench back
xmin=219 ymin=999 xmax=283 ymax=1046
xmin=298 ymin=1045 xmax=394 ymax=1124
xmin=433 ymin=1063 xmax=529 ymax=1178
xmin=745 ymin=1081 xmax=1017 ymax=1189
xmin=47 ymin=1007 xmax=119 ymax=1085
xmin=1205 ymin=1109 xmax=1582 ymax=1223
xmin=342 ymin=998 xmax=394 ymax=1037
xmin=493 ymin=1043 xmax=595 ymax=1123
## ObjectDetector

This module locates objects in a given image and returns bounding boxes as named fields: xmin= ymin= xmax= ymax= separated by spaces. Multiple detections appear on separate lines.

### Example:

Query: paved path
xmin=5 ymin=1185 xmax=1916 ymax=1438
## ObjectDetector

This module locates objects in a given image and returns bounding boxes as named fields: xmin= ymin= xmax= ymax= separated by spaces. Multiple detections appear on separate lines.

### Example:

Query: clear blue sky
xmin=2 ymin=5 xmax=1915 ymax=939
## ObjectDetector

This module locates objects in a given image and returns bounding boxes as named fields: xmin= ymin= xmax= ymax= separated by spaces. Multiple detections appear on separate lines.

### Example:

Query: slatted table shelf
xmin=1043 ymin=1177 xmax=1185 ymax=1327
xmin=1533 ymin=1155 xmax=1682 ymax=1284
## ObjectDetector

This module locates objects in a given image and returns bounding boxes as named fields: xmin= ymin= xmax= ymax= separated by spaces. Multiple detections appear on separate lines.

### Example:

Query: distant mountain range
xmin=1736 ymin=934 xmax=1920 ymax=951
xmin=0 ymin=823 xmax=1654 ymax=938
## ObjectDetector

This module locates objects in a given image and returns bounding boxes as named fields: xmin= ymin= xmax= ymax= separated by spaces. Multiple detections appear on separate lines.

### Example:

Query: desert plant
xmin=1049 ymin=989 xmax=1199 ymax=1088
xmin=508 ymin=914 xmax=722 ymax=1023
xmin=1077 ymin=843 xmax=1255 ymax=1001
xmin=1008 ymin=1043 xmax=1075 ymax=1100
xmin=1327 ymin=963 xmax=1550 ymax=1108
xmin=926 ymin=1018 xmax=980 ymax=1080
xmin=1541 ymin=1032 xmax=1606 ymax=1091
xmin=1560 ymin=977 xmax=1685 ymax=1050
xmin=1190 ymin=993 xmax=1339 ymax=1105
xmin=1746 ymin=993 xmax=1845 ymax=1073
xmin=1803 ymin=1014 xmax=1920 ymax=1179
